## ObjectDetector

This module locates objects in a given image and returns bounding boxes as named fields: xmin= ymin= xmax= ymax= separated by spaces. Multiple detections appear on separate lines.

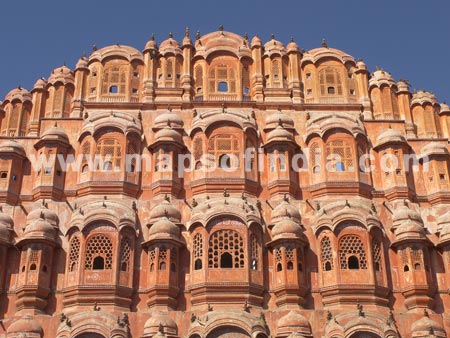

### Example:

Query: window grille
xmin=321 ymin=237 xmax=333 ymax=271
xmin=68 ymin=236 xmax=81 ymax=272
xmin=208 ymin=230 xmax=245 ymax=269
xmin=84 ymin=235 xmax=113 ymax=270
xmin=326 ymin=140 xmax=353 ymax=171
xmin=119 ymin=238 xmax=131 ymax=272
xmin=339 ymin=235 xmax=367 ymax=269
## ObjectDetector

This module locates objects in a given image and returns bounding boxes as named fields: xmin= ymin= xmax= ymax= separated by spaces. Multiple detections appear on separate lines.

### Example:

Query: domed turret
xmin=263 ymin=34 xmax=286 ymax=57
xmin=39 ymin=124 xmax=70 ymax=145
xmin=159 ymin=33 xmax=182 ymax=56
xmin=375 ymin=128 xmax=407 ymax=149
xmin=5 ymin=86 xmax=32 ymax=103
xmin=277 ymin=311 xmax=312 ymax=336
xmin=266 ymin=125 xmax=294 ymax=143
xmin=440 ymin=102 xmax=450 ymax=114
xmin=392 ymin=202 xmax=423 ymax=229
xmin=0 ymin=139 xmax=26 ymax=157
xmin=265 ymin=111 xmax=295 ymax=130
xmin=420 ymin=142 xmax=449 ymax=158
xmin=411 ymin=90 xmax=438 ymax=107
xmin=33 ymin=77 xmax=47 ymax=91
xmin=411 ymin=312 xmax=446 ymax=337
xmin=75 ymin=55 xmax=89 ymax=70
xmin=153 ymin=110 xmax=184 ymax=130
xmin=154 ymin=127 xmax=182 ymax=144
xmin=7 ymin=315 xmax=43 ymax=335
xmin=149 ymin=218 xmax=180 ymax=240
xmin=144 ymin=34 xmax=158 ymax=52
xmin=251 ymin=34 xmax=262 ymax=48
xmin=286 ymin=37 xmax=300 ymax=54
xmin=21 ymin=203 xmax=59 ymax=242
xmin=369 ymin=69 xmax=396 ymax=89
xmin=271 ymin=198 xmax=301 ymax=224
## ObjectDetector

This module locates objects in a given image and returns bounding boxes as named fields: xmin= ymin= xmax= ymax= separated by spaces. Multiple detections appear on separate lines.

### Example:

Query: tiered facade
xmin=0 ymin=28 xmax=450 ymax=338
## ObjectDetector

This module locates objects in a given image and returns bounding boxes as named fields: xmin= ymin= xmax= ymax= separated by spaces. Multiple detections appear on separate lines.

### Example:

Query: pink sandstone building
xmin=0 ymin=28 xmax=450 ymax=338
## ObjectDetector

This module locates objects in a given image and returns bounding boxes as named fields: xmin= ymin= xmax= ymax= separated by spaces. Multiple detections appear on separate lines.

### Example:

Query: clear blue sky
xmin=0 ymin=0 xmax=448 ymax=102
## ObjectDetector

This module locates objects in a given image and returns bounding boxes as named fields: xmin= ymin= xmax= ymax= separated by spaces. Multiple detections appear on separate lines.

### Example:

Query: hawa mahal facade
xmin=0 ymin=28 xmax=450 ymax=338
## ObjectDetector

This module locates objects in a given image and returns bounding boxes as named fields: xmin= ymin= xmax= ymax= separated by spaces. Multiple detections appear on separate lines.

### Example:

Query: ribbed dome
xmin=76 ymin=56 xmax=89 ymax=70
xmin=264 ymin=36 xmax=286 ymax=56
xmin=392 ymin=203 xmax=423 ymax=227
xmin=149 ymin=198 xmax=181 ymax=223
xmin=7 ymin=315 xmax=43 ymax=334
xmin=420 ymin=142 xmax=449 ymax=157
xmin=24 ymin=217 xmax=57 ymax=240
xmin=5 ymin=86 xmax=32 ymax=102
xmin=159 ymin=33 xmax=182 ymax=55
xmin=411 ymin=90 xmax=438 ymax=106
xmin=286 ymin=38 xmax=300 ymax=53
xmin=149 ymin=218 xmax=180 ymax=238
xmin=144 ymin=35 xmax=158 ymax=51
xmin=265 ymin=112 xmax=294 ymax=129
xmin=144 ymin=312 xmax=178 ymax=336
xmin=272 ymin=219 xmax=303 ymax=239
xmin=0 ymin=140 xmax=26 ymax=157
xmin=369 ymin=69 xmax=396 ymax=88
xmin=266 ymin=126 xmax=294 ymax=143
xmin=154 ymin=111 xmax=183 ymax=129
xmin=27 ymin=206 xmax=59 ymax=227
xmin=440 ymin=102 xmax=450 ymax=114
xmin=277 ymin=311 xmax=311 ymax=336
xmin=394 ymin=218 xmax=425 ymax=242
xmin=411 ymin=315 xmax=445 ymax=335
xmin=375 ymin=128 xmax=406 ymax=148
xmin=154 ymin=127 xmax=182 ymax=143
xmin=251 ymin=35 xmax=262 ymax=48
xmin=271 ymin=200 xmax=301 ymax=224
xmin=40 ymin=125 xmax=69 ymax=143
xmin=48 ymin=65 xmax=75 ymax=85
xmin=33 ymin=77 xmax=47 ymax=90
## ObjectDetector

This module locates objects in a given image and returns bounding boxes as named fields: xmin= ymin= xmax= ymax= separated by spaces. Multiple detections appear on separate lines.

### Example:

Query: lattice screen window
xmin=274 ymin=247 xmax=283 ymax=272
xmin=271 ymin=60 xmax=281 ymax=87
xmin=29 ymin=249 xmax=39 ymax=271
xmin=96 ymin=138 xmax=122 ymax=171
xmin=319 ymin=67 xmax=343 ymax=96
xmin=19 ymin=105 xmax=30 ymax=136
xmin=326 ymin=140 xmax=354 ymax=172
xmin=194 ymin=65 xmax=203 ymax=94
xmin=321 ymin=237 xmax=333 ymax=271
xmin=159 ymin=248 xmax=168 ymax=270
xmin=339 ymin=235 xmax=367 ymax=270
xmin=250 ymin=234 xmax=259 ymax=270
xmin=102 ymin=66 xmax=127 ymax=95
xmin=286 ymin=247 xmax=295 ymax=270
xmin=243 ymin=64 xmax=251 ymax=96
xmin=208 ymin=64 xmax=236 ymax=93
xmin=400 ymin=248 xmax=409 ymax=271
xmin=310 ymin=142 xmax=321 ymax=173
xmin=84 ymin=235 xmax=113 ymax=270
xmin=127 ymin=141 xmax=138 ymax=172
xmin=149 ymin=248 xmax=156 ymax=272
xmin=411 ymin=247 xmax=424 ymax=271
xmin=193 ymin=233 xmax=203 ymax=270
xmin=207 ymin=134 xmax=240 ymax=168
xmin=7 ymin=103 xmax=21 ymax=136
xmin=119 ymin=238 xmax=131 ymax=272
xmin=193 ymin=137 xmax=203 ymax=161
xmin=68 ymin=236 xmax=81 ymax=272
xmin=208 ymin=230 xmax=245 ymax=269
xmin=372 ymin=240 xmax=382 ymax=272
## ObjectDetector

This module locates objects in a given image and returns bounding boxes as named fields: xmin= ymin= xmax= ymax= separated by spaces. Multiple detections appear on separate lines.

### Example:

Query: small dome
xmin=154 ymin=111 xmax=183 ymax=129
xmin=369 ymin=69 xmax=396 ymax=89
xmin=144 ymin=35 xmax=158 ymax=51
xmin=265 ymin=111 xmax=294 ymax=129
xmin=397 ymin=80 xmax=410 ymax=93
xmin=40 ymin=125 xmax=70 ymax=144
xmin=5 ymin=86 xmax=32 ymax=103
xmin=411 ymin=90 xmax=438 ymax=107
xmin=420 ymin=142 xmax=449 ymax=158
xmin=48 ymin=65 xmax=75 ymax=85
xmin=411 ymin=315 xmax=445 ymax=336
xmin=375 ymin=128 xmax=406 ymax=148
xmin=394 ymin=218 xmax=425 ymax=242
xmin=7 ymin=315 xmax=43 ymax=334
xmin=144 ymin=312 xmax=178 ymax=336
xmin=76 ymin=56 xmax=89 ymax=70
xmin=27 ymin=205 xmax=59 ymax=227
xmin=271 ymin=199 xmax=301 ymax=224
xmin=149 ymin=218 xmax=180 ymax=239
xmin=286 ymin=38 xmax=300 ymax=53
xmin=154 ymin=127 xmax=182 ymax=144
xmin=356 ymin=59 xmax=367 ymax=70
xmin=251 ymin=35 xmax=262 ymax=48
xmin=33 ymin=77 xmax=47 ymax=90
xmin=440 ymin=102 xmax=450 ymax=114
xmin=272 ymin=219 xmax=303 ymax=239
xmin=159 ymin=33 xmax=182 ymax=56
xmin=277 ymin=311 xmax=311 ymax=336
xmin=0 ymin=140 xmax=26 ymax=157
xmin=149 ymin=198 xmax=181 ymax=223
xmin=392 ymin=203 xmax=423 ymax=226
xmin=264 ymin=36 xmax=286 ymax=57
xmin=0 ymin=208 xmax=13 ymax=244
xmin=24 ymin=217 xmax=57 ymax=241
xmin=266 ymin=126 xmax=294 ymax=143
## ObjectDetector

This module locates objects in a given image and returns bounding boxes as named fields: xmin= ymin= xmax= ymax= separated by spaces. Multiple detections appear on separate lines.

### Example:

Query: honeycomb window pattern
xmin=321 ymin=237 xmax=334 ymax=271
xmin=326 ymin=140 xmax=354 ymax=172
xmin=68 ymin=236 xmax=81 ymax=272
xmin=193 ymin=233 xmax=203 ymax=260
xmin=159 ymin=248 xmax=168 ymax=270
xmin=119 ymin=238 xmax=131 ymax=272
xmin=84 ymin=235 xmax=113 ymax=270
xmin=339 ymin=235 xmax=367 ymax=269
xmin=208 ymin=230 xmax=245 ymax=269
xmin=372 ymin=239 xmax=382 ymax=272
xmin=250 ymin=234 xmax=259 ymax=268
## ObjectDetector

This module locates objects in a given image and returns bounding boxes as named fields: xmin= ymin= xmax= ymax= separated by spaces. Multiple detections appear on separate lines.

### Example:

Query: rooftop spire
xmin=322 ymin=38 xmax=328 ymax=48
xmin=185 ymin=26 xmax=190 ymax=37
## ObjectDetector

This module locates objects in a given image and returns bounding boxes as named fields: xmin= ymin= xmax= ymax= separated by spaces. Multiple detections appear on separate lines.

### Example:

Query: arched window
xmin=220 ymin=252 xmax=233 ymax=268
xmin=339 ymin=235 xmax=367 ymax=269
xmin=149 ymin=248 xmax=156 ymax=272
xmin=159 ymin=248 xmax=167 ymax=270
xmin=208 ymin=230 xmax=245 ymax=269
xmin=194 ymin=64 xmax=203 ymax=95
xmin=96 ymin=138 xmax=122 ymax=171
xmin=321 ymin=237 xmax=334 ymax=271
xmin=208 ymin=134 xmax=240 ymax=169
xmin=319 ymin=67 xmax=343 ymax=96
xmin=326 ymin=140 xmax=354 ymax=172
xmin=411 ymin=247 xmax=424 ymax=271
xmin=68 ymin=236 xmax=81 ymax=272
xmin=271 ymin=59 xmax=281 ymax=87
xmin=208 ymin=64 xmax=236 ymax=94
xmin=119 ymin=237 xmax=131 ymax=272
xmin=84 ymin=235 xmax=113 ymax=270
xmin=310 ymin=142 xmax=321 ymax=174
xmin=286 ymin=247 xmax=294 ymax=270
xmin=250 ymin=234 xmax=259 ymax=270
xmin=193 ymin=233 xmax=203 ymax=270
xmin=102 ymin=66 xmax=127 ymax=95
xmin=274 ymin=247 xmax=283 ymax=272
xmin=372 ymin=240 xmax=382 ymax=272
